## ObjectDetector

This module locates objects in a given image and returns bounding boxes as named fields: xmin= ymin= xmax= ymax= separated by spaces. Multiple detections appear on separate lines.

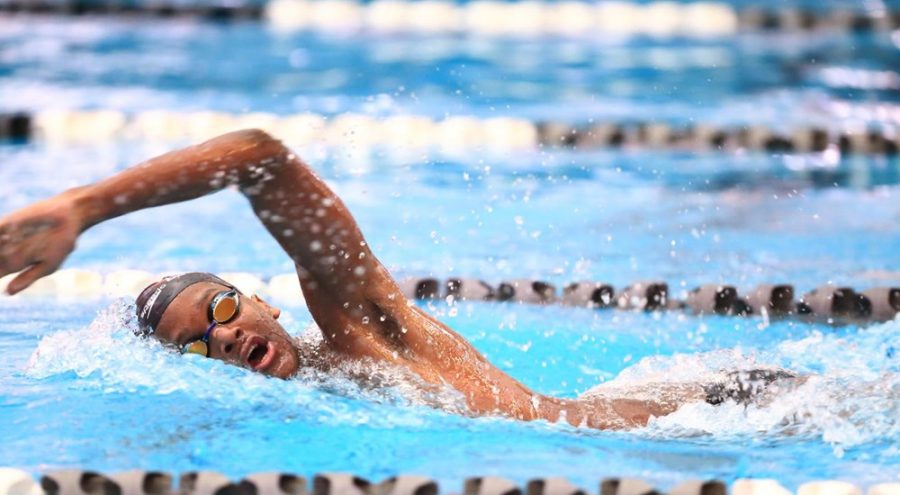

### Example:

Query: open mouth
xmin=242 ymin=336 xmax=275 ymax=371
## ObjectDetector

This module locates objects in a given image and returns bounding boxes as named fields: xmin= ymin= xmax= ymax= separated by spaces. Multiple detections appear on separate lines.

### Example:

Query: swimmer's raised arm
xmin=0 ymin=131 xmax=405 ymax=344
xmin=0 ymin=130 xmax=774 ymax=428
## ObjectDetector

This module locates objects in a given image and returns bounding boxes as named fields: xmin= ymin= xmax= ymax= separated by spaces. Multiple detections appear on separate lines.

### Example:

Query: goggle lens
xmin=182 ymin=290 xmax=239 ymax=358
xmin=184 ymin=340 xmax=209 ymax=356
xmin=211 ymin=293 xmax=239 ymax=323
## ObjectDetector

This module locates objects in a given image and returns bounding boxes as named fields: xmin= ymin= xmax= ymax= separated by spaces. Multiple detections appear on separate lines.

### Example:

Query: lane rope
xmin=1 ymin=110 xmax=899 ymax=156
xmin=0 ymin=467 xmax=892 ymax=495
xmin=2 ymin=1 xmax=899 ymax=37
xmin=1 ymin=269 xmax=897 ymax=324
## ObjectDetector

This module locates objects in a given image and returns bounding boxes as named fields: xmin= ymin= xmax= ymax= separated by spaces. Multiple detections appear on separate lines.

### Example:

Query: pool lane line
xmin=1 ymin=110 xmax=899 ymax=156
xmin=1 ymin=1 xmax=899 ymax=37
xmin=1 ymin=269 xmax=897 ymax=325
xmin=2 ymin=467 xmax=893 ymax=495
xmin=0 ymin=1 xmax=263 ymax=20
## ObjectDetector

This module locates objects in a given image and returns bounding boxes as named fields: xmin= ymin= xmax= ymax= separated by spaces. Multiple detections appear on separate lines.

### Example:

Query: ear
xmin=251 ymin=294 xmax=281 ymax=319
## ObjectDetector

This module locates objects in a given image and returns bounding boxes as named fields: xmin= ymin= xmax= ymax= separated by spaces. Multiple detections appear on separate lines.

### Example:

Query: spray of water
xmin=581 ymin=321 xmax=899 ymax=454
xmin=23 ymin=300 xmax=899 ymax=455
xmin=24 ymin=300 xmax=466 ymax=427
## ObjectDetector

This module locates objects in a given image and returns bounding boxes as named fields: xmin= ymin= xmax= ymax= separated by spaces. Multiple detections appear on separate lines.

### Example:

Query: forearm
xmin=72 ymin=129 xmax=284 ymax=231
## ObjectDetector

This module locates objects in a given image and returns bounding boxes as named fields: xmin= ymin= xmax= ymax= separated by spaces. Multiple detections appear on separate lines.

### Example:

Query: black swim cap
xmin=135 ymin=272 xmax=235 ymax=336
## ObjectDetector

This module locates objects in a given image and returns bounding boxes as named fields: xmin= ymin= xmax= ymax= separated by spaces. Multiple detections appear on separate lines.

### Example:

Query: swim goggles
xmin=183 ymin=289 xmax=240 ymax=357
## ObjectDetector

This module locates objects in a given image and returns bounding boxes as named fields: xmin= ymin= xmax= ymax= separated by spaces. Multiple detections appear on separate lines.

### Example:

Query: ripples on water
xmin=23 ymin=299 xmax=899 ymax=456
xmin=2 ymin=12 xmax=899 ymax=488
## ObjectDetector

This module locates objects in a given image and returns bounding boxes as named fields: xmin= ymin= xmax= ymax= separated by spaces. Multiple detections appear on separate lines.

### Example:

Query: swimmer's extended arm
xmin=0 ymin=130 xmax=451 ymax=358
xmin=0 ymin=130 xmax=693 ymax=426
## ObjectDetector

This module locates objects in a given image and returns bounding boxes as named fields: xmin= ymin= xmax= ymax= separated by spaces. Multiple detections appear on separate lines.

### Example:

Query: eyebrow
xmin=172 ymin=287 xmax=220 ymax=347
xmin=173 ymin=284 xmax=237 ymax=347
xmin=196 ymin=286 xmax=219 ymax=314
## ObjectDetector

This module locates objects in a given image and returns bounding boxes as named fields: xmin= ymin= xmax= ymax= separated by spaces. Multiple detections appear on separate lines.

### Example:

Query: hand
xmin=0 ymin=192 xmax=82 ymax=295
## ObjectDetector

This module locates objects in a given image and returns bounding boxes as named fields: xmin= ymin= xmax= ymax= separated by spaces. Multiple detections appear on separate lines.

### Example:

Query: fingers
xmin=0 ymin=224 xmax=29 ymax=280
xmin=6 ymin=262 xmax=54 ymax=295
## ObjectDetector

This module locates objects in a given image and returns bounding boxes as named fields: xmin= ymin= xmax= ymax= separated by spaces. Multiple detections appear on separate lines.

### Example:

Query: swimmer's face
xmin=152 ymin=281 xmax=300 ymax=379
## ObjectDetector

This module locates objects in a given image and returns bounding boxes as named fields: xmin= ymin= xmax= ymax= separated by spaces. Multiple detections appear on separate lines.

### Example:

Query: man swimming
xmin=0 ymin=129 xmax=795 ymax=429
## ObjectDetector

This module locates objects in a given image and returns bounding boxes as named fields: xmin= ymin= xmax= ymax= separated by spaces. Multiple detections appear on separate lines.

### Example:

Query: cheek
xmin=151 ymin=327 xmax=180 ymax=347
xmin=247 ymin=311 xmax=291 ymax=343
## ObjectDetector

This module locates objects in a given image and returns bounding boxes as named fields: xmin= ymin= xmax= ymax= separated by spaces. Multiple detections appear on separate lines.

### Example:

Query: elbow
xmin=234 ymin=128 xmax=284 ymax=151
xmin=235 ymin=127 xmax=292 ymax=164
xmin=224 ymin=128 xmax=293 ymax=189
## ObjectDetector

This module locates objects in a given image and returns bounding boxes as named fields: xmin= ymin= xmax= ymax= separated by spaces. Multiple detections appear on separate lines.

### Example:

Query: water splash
xmin=582 ymin=319 xmax=899 ymax=454
xmin=24 ymin=300 xmax=466 ymax=426
xmin=21 ymin=300 xmax=900 ymax=455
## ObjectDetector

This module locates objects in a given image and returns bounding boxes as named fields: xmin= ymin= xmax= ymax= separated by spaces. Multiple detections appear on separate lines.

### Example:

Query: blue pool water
xmin=1 ymin=15 xmax=899 ymax=490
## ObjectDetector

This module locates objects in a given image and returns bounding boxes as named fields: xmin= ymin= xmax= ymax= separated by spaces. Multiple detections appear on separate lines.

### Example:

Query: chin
xmin=268 ymin=349 xmax=299 ymax=379
xmin=268 ymin=365 xmax=293 ymax=379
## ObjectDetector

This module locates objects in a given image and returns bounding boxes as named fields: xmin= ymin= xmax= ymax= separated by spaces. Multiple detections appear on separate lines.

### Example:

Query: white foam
xmin=23 ymin=300 xmax=466 ymax=425
xmin=15 ymin=293 xmax=900 ymax=445
xmin=583 ymin=320 xmax=900 ymax=450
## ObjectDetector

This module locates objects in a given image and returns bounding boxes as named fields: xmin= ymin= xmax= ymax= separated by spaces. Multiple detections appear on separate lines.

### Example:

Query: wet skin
xmin=0 ymin=129 xmax=701 ymax=429
xmin=154 ymin=283 xmax=300 ymax=379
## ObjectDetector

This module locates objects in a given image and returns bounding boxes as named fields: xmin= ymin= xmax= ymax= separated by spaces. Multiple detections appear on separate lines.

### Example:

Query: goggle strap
xmin=202 ymin=321 xmax=217 ymax=342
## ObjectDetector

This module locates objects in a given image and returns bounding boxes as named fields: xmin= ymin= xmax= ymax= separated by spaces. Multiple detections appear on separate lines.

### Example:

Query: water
xmin=3 ymin=298 xmax=898 ymax=488
xmin=1 ymin=14 xmax=899 ymax=491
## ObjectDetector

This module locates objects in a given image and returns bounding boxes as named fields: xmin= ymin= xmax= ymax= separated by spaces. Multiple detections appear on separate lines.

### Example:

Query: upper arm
xmin=238 ymin=132 xmax=385 ymax=291
xmin=238 ymin=132 xmax=420 ymax=353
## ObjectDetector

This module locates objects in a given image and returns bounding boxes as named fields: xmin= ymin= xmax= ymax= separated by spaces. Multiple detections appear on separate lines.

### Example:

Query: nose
xmin=213 ymin=325 xmax=244 ymax=358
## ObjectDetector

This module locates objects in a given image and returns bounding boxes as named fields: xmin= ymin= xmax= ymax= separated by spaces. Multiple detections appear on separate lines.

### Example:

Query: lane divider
xmin=1 ymin=468 xmax=889 ymax=495
xmin=266 ymin=0 xmax=739 ymax=37
xmin=2 ymin=110 xmax=899 ymax=156
xmin=3 ymin=0 xmax=900 ymax=37
xmin=2 ymin=269 xmax=898 ymax=324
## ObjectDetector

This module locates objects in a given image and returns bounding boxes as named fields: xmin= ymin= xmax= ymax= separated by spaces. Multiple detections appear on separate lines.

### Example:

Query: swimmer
xmin=0 ymin=130 xmax=799 ymax=429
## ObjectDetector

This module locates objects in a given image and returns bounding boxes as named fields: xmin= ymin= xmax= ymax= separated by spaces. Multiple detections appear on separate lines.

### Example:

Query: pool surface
xmin=1 ymin=12 xmax=899 ymax=491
